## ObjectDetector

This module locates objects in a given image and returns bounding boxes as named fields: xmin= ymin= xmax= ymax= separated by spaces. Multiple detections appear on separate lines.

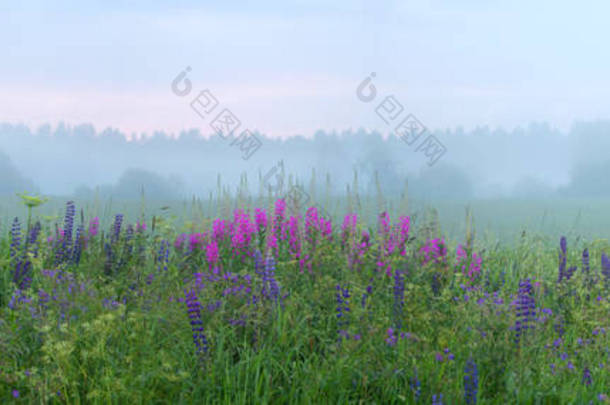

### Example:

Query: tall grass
xmin=1 ymin=178 xmax=609 ymax=403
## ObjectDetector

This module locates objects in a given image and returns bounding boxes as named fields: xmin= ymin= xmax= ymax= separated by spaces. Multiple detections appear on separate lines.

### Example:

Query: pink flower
xmin=254 ymin=208 xmax=268 ymax=232
xmin=456 ymin=244 xmax=482 ymax=283
xmin=136 ymin=221 xmax=147 ymax=232
xmin=420 ymin=238 xmax=448 ymax=265
xmin=205 ymin=240 xmax=219 ymax=269
xmin=188 ymin=233 xmax=205 ymax=251
xmin=212 ymin=218 xmax=227 ymax=240
xmin=174 ymin=233 xmax=187 ymax=250
xmin=88 ymin=217 xmax=99 ymax=236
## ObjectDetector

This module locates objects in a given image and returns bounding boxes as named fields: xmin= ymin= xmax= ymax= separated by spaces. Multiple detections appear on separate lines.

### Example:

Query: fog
xmin=0 ymin=120 xmax=607 ymax=201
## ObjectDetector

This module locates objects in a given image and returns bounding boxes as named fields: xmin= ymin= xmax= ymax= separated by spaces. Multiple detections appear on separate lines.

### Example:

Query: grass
xmin=0 ymin=195 xmax=609 ymax=404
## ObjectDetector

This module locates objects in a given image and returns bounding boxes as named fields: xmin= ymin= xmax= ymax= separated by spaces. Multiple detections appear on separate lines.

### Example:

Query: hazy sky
xmin=1 ymin=0 xmax=609 ymax=138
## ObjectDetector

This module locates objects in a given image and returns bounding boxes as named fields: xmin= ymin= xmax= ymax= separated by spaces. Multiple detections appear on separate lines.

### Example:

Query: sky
xmin=1 ymin=0 xmax=610 ymax=138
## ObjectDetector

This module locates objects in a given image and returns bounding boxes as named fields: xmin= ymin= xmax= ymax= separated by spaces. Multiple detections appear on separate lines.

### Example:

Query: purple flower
xmin=464 ymin=357 xmax=479 ymax=404
xmin=184 ymin=289 xmax=209 ymax=358
xmin=336 ymin=284 xmax=351 ymax=340
xmin=582 ymin=366 xmax=592 ymax=386
xmin=393 ymin=266 xmax=405 ymax=330
xmin=385 ymin=327 xmax=397 ymax=346
xmin=410 ymin=368 xmax=421 ymax=400
xmin=514 ymin=279 xmax=536 ymax=345
xmin=432 ymin=393 xmax=444 ymax=405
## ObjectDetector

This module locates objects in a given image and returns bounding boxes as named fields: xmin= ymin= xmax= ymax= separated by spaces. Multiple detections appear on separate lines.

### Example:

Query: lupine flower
xmin=112 ymin=214 xmax=123 ymax=244
xmin=71 ymin=224 xmax=85 ymax=265
xmin=393 ymin=266 xmax=405 ymax=330
xmin=10 ymin=218 xmax=26 ymax=288
xmin=156 ymin=240 xmax=170 ymax=272
xmin=582 ymin=248 xmax=590 ymax=275
xmin=336 ymin=284 xmax=351 ymax=340
xmin=262 ymin=254 xmax=281 ymax=306
xmin=27 ymin=221 xmax=41 ymax=250
xmin=361 ymin=280 xmax=373 ymax=309
xmin=515 ymin=278 xmax=536 ymax=345
xmin=432 ymin=393 xmax=444 ymax=405
xmin=60 ymin=201 xmax=76 ymax=263
xmin=464 ymin=357 xmax=479 ymax=404
xmin=583 ymin=366 xmax=592 ymax=386
xmin=385 ymin=327 xmax=397 ymax=346
xmin=410 ymin=368 xmax=421 ymax=401
xmin=184 ymin=289 xmax=209 ymax=358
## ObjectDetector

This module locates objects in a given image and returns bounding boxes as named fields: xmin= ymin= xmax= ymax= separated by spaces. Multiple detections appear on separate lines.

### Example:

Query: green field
xmin=1 ymin=193 xmax=609 ymax=404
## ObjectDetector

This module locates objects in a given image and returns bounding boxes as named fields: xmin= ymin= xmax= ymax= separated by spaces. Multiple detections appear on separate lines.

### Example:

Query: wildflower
xmin=514 ymin=278 xmax=536 ymax=345
xmin=184 ymin=289 xmax=209 ymax=358
xmin=262 ymin=254 xmax=281 ymax=306
xmin=464 ymin=357 xmax=479 ymax=404
xmin=336 ymin=284 xmax=351 ymax=340
xmin=88 ymin=217 xmax=99 ymax=237
xmin=12 ymin=390 xmax=19 ymax=398
xmin=396 ymin=215 xmax=410 ymax=255
xmin=136 ymin=221 xmax=147 ymax=232
xmin=432 ymin=393 xmax=444 ymax=405
xmin=111 ymin=213 xmax=123 ymax=243
xmin=456 ymin=244 xmax=482 ymax=284
xmin=393 ymin=266 xmax=405 ymax=330
xmin=410 ymin=368 xmax=421 ymax=400
xmin=420 ymin=237 xmax=448 ymax=265
xmin=72 ymin=224 xmax=85 ymax=265
xmin=156 ymin=240 xmax=170 ymax=272
xmin=174 ymin=233 xmax=187 ymax=250
xmin=254 ymin=208 xmax=267 ymax=232
xmin=583 ymin=366 xmax=592 ymax=386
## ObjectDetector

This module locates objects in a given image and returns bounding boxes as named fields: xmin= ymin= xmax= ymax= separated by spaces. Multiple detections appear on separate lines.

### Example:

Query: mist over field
xmin=3 ymin=1 xmax=610 ymax=404
xmin=2 ymin=121 xmax=610 ymax=241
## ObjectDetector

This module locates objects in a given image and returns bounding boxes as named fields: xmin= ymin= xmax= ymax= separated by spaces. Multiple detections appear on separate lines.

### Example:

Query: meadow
xmin=1 ymin=191 xmax=609 ymax=404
